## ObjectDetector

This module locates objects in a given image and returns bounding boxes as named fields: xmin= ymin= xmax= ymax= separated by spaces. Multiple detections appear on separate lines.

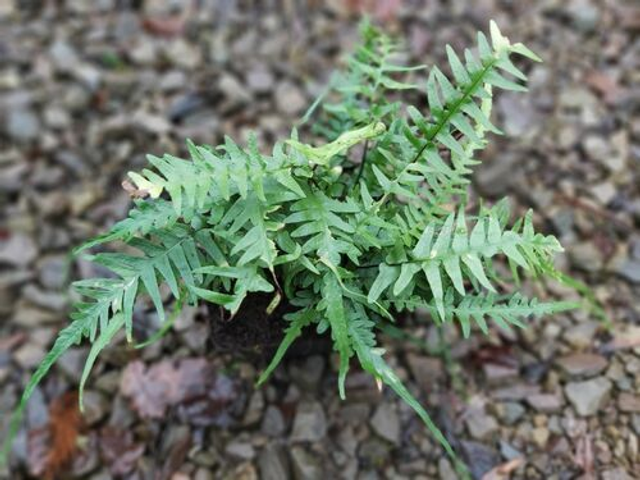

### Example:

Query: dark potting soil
xmin=206 ymin=293 xmax=332 ymax=361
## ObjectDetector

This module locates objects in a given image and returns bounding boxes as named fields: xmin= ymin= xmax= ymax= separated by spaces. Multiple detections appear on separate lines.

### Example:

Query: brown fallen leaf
xmin=27 ymin=392 xmax=83 ymax=480
xmin=120 ymin=358 xmax=210 ymax=419
xmin=481 ymin=458 xmax=524 ymax=480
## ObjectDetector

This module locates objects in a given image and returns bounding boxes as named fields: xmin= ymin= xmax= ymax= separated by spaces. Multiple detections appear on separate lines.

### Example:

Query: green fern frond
xmin=74 ymin=199 xmax=178 ymax=254
xmin=4 ymin=22 xmax=586 ymax=474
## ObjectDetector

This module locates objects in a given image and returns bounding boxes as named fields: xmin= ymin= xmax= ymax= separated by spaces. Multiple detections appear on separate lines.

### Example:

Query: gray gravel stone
xmin=225 ymin=440 xmax=255 ymax=460
xmin=498 ymin=401 xmax=526 ymax=425
xmin=438 ymin=458 xmax=457 ymax=480
xmin=568 ymin=242 xmax=604 ymax=272
xmin=290 ymin=401 xmax=327 ymax=442
xmin=82 ymin=390 xmax=109 ymax=425
xmin=275 ymin=82 xmax=306 ymax=116
xmin=498 ymin=93 xmax=539 ymax=138
xmin=290 ymin=446 xmax=323 ymax=480
xmin=258 ymin=444 xmax=290 ymax=480
xmin=370 ymin=402 xmax=400 ymax=445
xmin=563 ymin=321 xmax=600 ymax=349
xmin=246 ymin=65 xmax=275 ymax=94
xmin=0 ymin=233 xmax=38 ymax=267
xmin=591 ymin=182 xmax=617 ymax=205
xmin=261 ymin=405 xmax=286 ymax=437
xmin=465 ymin=410 xmax=499 ymax=440
xmin=526 ymin=393 xmax=564 ymax=413
xmin=5 ymin=109 xmax=40 ymax=143
xmin=556 ymin=353 xmax=608 ymax=377
xmin=615 ymin=259 xmax=640 ymax=284
xmin=289 ymin=355 xmax=325 ymax=391
xmin=565 ymin=376 xmax=612 ymax=416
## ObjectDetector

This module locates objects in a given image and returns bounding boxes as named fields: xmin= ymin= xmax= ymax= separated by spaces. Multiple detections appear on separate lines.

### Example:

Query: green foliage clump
xmin=3 ymin=21 xmax=578 ymax=471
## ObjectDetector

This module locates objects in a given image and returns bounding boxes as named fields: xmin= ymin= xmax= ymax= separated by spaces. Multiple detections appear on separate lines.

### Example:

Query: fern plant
xmin=3 ymin=21 xmax=579 ymax=473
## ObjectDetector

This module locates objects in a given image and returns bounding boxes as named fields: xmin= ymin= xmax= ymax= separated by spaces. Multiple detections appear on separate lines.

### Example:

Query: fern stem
xmin=353 ymin=139 xmax=369 ymax=186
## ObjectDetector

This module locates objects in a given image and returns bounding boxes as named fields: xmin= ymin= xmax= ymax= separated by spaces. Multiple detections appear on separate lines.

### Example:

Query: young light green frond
xmin=286 ymin=122 xmax=386 ymax=166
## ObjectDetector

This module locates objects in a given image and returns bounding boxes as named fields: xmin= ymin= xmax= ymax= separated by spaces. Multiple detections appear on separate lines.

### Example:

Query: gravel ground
xmin=0 ymin=1 xmax=639 ymax=479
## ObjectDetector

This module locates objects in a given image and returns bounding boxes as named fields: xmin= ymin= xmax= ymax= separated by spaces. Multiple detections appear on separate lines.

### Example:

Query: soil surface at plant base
xmin=207 ymin=293 xmax=331 ymax=360
xmin=1 ymin=2 xmax=639 ymax=480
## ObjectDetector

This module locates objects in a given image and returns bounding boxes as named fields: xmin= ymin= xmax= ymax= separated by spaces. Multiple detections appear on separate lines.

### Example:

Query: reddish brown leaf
xmin=46 ymin=392 xmax=82 ymax=478
xmin=27 ymin=392 xmax=83 ymax=480
xmin=120 ymin=358 xmax=210 ymax=419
